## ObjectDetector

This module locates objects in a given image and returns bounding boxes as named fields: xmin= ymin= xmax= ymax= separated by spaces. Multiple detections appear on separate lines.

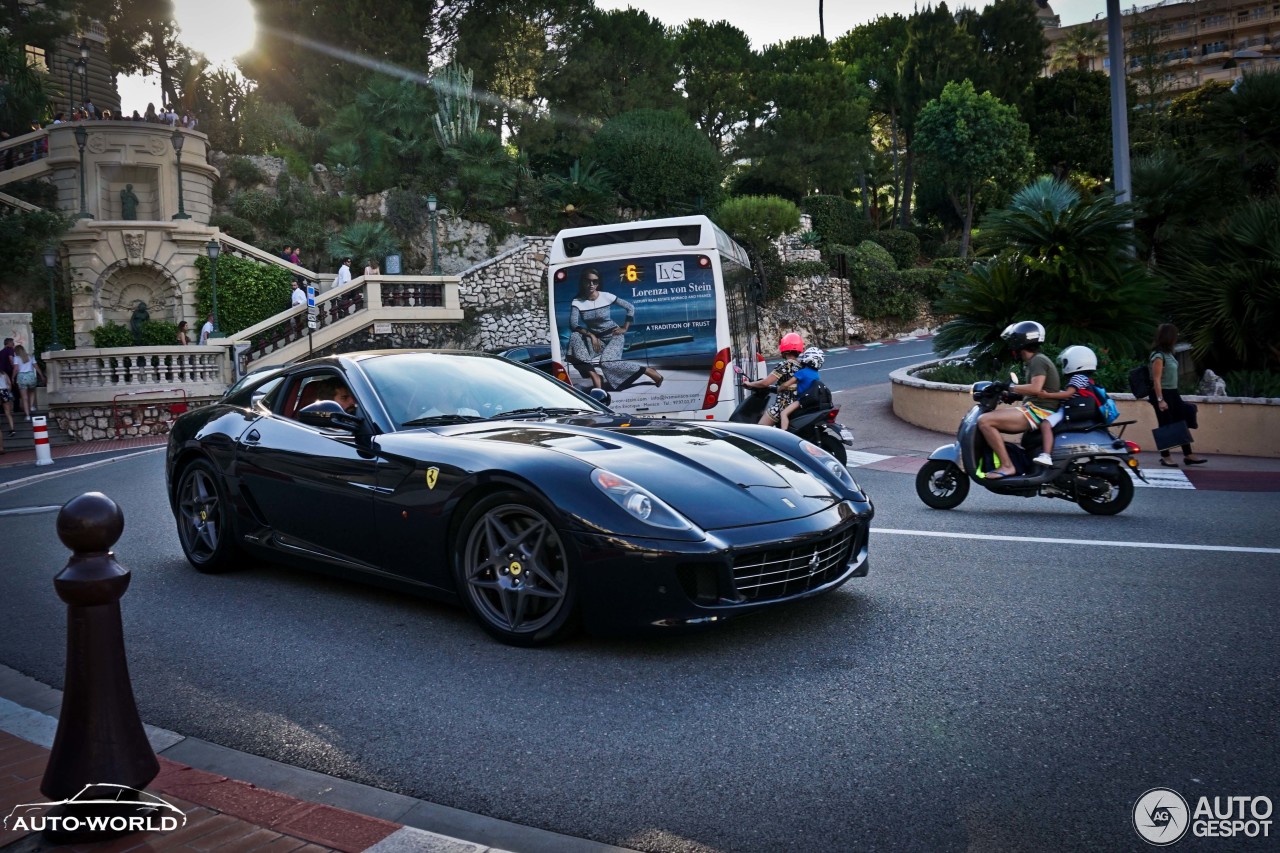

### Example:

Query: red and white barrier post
xmin=32 ymin=415 xmax=53 ymax=466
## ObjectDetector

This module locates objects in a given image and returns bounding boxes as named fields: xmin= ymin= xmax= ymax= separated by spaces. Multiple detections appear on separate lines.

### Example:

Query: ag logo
xmin=1134 ymin=788 xmax=1190 ymax=845
xmin=425 ymin=467 xmax=439 ymax=489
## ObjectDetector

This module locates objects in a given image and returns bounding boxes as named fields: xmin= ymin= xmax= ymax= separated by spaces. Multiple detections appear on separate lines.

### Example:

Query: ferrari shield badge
xmin=425 ymin=467 xmax=439 ymax=489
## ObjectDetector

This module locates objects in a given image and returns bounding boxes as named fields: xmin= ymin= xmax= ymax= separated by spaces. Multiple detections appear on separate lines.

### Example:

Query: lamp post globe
xmin=43 ymin=246 xmax=64 ymax=351
xmin=206 ymin=239 xmax=221 ymax=338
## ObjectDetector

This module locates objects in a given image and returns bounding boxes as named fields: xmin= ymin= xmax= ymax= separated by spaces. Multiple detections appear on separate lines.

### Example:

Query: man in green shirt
xmin=977 ymin=321 xmax=1061 ymax=479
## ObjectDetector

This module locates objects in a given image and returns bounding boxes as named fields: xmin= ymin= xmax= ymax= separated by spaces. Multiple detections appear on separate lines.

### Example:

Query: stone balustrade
xmin=43 ymin=346 xmax=232 ymax=405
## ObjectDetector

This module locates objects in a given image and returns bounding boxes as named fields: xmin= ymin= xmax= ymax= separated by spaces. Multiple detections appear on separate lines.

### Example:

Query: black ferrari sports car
xmin=166 ymin=350 xmax=874 ymax=645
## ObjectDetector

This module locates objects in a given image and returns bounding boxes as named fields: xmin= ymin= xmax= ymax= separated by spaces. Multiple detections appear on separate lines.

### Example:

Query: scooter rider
xmin=744 ymin=332 xmax=804 ymax=427
xmin=976 ymin=321 xmax=1061 ymax=479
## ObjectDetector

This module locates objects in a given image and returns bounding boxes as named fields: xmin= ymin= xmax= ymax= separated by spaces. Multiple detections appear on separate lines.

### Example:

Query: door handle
xmin=244 ymin=429 xmax=261 ymax=443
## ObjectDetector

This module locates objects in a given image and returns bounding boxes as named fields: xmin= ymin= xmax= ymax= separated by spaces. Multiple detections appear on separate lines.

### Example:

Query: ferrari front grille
xmin=731 ymin=527 xmax=857 ymax=602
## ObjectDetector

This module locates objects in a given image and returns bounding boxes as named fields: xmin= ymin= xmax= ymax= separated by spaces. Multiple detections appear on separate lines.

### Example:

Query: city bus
xmin=547 ymin=216 xmax=762 ymax=420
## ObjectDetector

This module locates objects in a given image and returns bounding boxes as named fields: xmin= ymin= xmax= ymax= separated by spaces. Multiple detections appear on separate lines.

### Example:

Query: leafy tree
xmin=586 ymin=109 xmax=721 ymax=216
xmin=804 ymin=195 xmax=871 ymax=246
xmin=535 ymin=159 xmax=616 ymax=228
xmin=92 ymin=0 xmax=186 ymax=108
xmin=736 ymin=37 xmax=871 ymax=200
xmin=193 ymin=254 xmax=293 ymax=337
xmin=540 ymin=6 xmax=680 ymax=124
xmin=323 ymin=75 xmax=439 ymax=194
xmin=1205 ymin=66 xmax=1280 ymax=198
xmin=914 ymin=80 xmax=1033 ymax=257
xmin=1126 ymin=6 xmax=1177 ymax=153
xmin=1131 ymin=150 xmax=1234 ymax=266
xmin=441 ymin=130 xmax=517 ymax=218
xmin=1167 ymin=80 xmax=1232 ymax=154
xmin=933 ymin=176 xmax=1161 ymax=360
xmin=675 ymin=19 xmax=755 ymax=153
xmin=0 ymin=208 xmax=70 ymax=311
xmin=956 ymin=0 xmax=1047 ymax=112
xmin=712 ymin=195 xmax=800 ymax=253
xmin=1162 ymin=198 xmax=1280 ymax=372
xmin=0 ymin=33 xmax=49 ymax=133
xmin=1026 ymin=69 xmax=1112 ymax=180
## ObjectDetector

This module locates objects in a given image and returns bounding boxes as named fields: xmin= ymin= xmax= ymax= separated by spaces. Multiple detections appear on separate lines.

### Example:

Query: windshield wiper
xmin=400 ymin=414 xmax=487 ymax=427
xmin=487 ymin=407 xmax=595 ymax=420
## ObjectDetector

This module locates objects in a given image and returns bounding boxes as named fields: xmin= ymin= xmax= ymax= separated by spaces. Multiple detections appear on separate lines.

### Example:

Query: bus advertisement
xmin=547 ymin=216 xmax=761 ymax=420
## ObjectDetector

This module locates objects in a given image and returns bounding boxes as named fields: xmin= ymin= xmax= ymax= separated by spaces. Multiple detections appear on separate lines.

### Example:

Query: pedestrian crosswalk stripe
xmin=845 ymin=451 xmax=896 ymax=467
xmin=1131 ymin=468 xmax=1195 ymax=489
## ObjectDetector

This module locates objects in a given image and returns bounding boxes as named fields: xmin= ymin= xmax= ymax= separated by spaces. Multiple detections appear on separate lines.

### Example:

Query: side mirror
xmin=588 ymin=387 xmax=612 ymax=408
xmin=296 ymin=400 xmax=362 ymax=432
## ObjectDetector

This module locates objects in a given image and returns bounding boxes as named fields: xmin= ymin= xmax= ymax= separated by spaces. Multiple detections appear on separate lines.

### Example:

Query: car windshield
xmin=360 ymin=352 xmax=609 ymax=429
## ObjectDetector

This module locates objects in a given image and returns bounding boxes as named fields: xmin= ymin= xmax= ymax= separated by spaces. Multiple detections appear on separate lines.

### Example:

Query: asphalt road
xmin=3 ymin=434 xmax=1278 ymax=852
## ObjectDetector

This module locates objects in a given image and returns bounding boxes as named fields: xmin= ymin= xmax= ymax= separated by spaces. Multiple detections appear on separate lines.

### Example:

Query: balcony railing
xmin=43 ymin=346 xmax=232 ymax=406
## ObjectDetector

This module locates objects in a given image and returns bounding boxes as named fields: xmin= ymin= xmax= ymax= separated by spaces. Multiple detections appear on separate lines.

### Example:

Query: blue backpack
xmin=1079 ymin=381 xmax=1119 ymax=425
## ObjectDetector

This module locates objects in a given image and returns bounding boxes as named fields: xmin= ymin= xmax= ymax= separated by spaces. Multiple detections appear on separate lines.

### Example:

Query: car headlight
xmin=591 ymin=469 xmax=695 ymax=530
xmin=800 ymin=440 xmax=860 ymax=492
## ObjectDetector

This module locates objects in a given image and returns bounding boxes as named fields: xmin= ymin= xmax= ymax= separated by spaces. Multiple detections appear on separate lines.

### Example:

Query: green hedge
xmin=90 ymin=323 xmax=134 ymax=348
xmin=193 ymin=254 xmax=293 ymax=336
xmin=835 ymin=241 xmax=919 ymax=321
xmin=784 ymin=260 xmax=828 ymax=278
xmin=209 ymin=214 xmax=257 ymax=242
xmin=898 ymin=268 xmax=949 ymax=307
xmin=870 ymin=229 xmax=921 ymax=271
xmin=803 ymin=195 xmax=870 ymax=246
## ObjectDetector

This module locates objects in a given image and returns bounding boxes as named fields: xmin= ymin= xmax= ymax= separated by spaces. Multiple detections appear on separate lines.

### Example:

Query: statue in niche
xmin=120 ymin=184 xmax=139 ymax=220
xmin=130 ymin=300 xmax=150 ymax=344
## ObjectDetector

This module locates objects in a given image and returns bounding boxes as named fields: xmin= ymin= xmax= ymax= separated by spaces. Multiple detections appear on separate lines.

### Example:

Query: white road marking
xmin=0 ymin=447 xmax=164 ymax=492
xmin=825 ymin=352 xmax=934 ymax=370
xmin=845 ymin=451 xmax=896 ymax=467
xmin=1131 ymin=468 xmax=1194 ymax=489
xmin=0 ymin=505 xmax=63 ymax=517
xmin=872 ymin=527 xmax=1280 ymax=554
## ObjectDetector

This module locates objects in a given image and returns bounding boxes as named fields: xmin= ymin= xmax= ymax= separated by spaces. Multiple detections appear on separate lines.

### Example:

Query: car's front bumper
xmin=571 ymin=499 xmax=872 ymax=636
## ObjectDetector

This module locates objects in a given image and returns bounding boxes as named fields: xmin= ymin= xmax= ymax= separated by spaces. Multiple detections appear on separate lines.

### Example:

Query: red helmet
xmin=779 ymin=332 xmax=804 ymax=354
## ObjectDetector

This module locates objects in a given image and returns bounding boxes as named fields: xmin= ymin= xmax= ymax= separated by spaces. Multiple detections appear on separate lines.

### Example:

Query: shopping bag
xmin=1152 ymin=420 xmax=1192 ymax=451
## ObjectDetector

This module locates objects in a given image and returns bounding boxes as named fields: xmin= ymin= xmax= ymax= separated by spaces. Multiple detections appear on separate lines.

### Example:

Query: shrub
xmin=784 ymin=260 xmax=828 ymax=278
xmin=914 ymin=359 xmax=988 ymax=385
xmin=138 ymin=319 xmax=179 ymax=346
xmin=870 ymin=229 xmax=921 ymax=270
xmin=230 ymin=188 xmax=278 ymax=223
xmin=269 ymin=146 xmax=311 ymax=180
xmin=1222 ymin=370 xmax=1280 ymax=398
xmin=209 ymin=214 xmax=257 ymax=242
xmin=713 ymin=196 xmax=801 ymax=254
xmin=930 ymin=257 xmax=971 ymax=272
xmin=193 ymin=255 xmax=293 ymax=336
xmin=898 ymin=268 xmax=949 ymax=307
xmin=803 ymin=195 xmax=870 ymax=246
xmin=226 ymin=156 xmax=266 ymax=186
xmin=586 ymin=109 xmax=723 ymax=216
xmin=854 ymin=239 xmax=896 ymax=270
xmin=843 ymin=241 xmax=918 ymax=321
xmin=935 ymin=240 xmax=962 ymax=258
xmin=385 ymin=188 xmax=425 ymax=236
xmin=91 ymin=323 xmax=134 ymax=348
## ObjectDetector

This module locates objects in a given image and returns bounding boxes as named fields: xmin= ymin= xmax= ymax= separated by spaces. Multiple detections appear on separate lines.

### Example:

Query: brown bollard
xmin=39 ymin=492 xmax=160 ymax=842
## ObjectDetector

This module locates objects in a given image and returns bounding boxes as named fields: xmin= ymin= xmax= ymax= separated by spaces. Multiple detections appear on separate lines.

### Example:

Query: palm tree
xmin=1049 ymin=26 xmax=1105 ymax=73
xmin=933 ymin=177 xmax=1162 ymax=360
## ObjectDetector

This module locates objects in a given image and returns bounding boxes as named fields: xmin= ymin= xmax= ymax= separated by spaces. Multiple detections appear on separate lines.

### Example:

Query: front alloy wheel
xmin=457 ymin=492 xmax=579 ymax=646
xmin=174 ymin=459 xmax=240 ymax=573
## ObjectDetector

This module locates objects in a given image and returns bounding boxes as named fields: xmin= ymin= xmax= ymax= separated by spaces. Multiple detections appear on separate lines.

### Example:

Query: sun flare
xmin=173 ymin=0 xmax=257 ymax=66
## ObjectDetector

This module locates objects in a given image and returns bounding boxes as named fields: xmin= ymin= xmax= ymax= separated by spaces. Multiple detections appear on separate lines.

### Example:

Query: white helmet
xmin=798 ymin=347 xmax=825 ymax=369
xmin=1058 ymin=345 xmax=1098 ymax=374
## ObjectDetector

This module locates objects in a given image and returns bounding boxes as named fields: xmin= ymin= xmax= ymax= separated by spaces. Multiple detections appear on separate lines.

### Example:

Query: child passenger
xmin=779 ymin=347 xmax=825 ymax=432
xmin=1032 ymin=345 xmax=1100 ymax=467
xmin=743 ymin=332 xmax=805 ymax=426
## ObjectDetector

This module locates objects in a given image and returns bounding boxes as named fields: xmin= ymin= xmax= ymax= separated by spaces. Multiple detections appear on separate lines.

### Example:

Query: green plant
xmin=713 ymin=196 xmax=802 ymax=254
xmin=784 ymin=260 xmax=828 ymax=278
xmin=1222 ymin=370 xmax=1280 ymax=398
xmin=843 ymin=241 xmax=917 ymax=321
xmin=30 ymin=307 xmax=74 ymax=359
xmin=327 ymin=221 xmax=400 ymax=267
xmin=209 ymin=214 xmax=257 ymax=242
xmin=90 ymin=323 xmax=134 ymax=348
xmin=930 ymin=257 xmax=970 ymax=272
xmin=385 ymin=188 xmax=425 ymax=236
xmin=913 ymin=358 xmax=989 ymax=385
xmin=898 ymin=268 xmax=948 ymax=306
xmin=230 ymin=188 xmax=278 ymax=223
xmin=226 ymin=156 xmax=266 ymax=186
xmin=798 ymin=230 xmax=822 ymax=247
xmin=871 ymin=229 xmax=921 ymax=270
xmin=587 ymin=109 xmax=723 ymax=216
xmin=269 ymin=146 xmax=311 ymax=181
xmin=138 ymin=320 xmax=179 ymax=346
xmin=803 ymin=195 xmax=870 ymax=246
xmin=193 ymin=255 xmax=293 ymax=336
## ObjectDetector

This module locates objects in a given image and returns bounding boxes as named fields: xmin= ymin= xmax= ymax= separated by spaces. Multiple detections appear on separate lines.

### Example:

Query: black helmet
xmin=1001 ymin=321 xmax=1046 ymax=351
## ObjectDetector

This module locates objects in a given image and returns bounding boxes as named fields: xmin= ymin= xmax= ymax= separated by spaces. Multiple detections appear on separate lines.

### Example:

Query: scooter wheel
xmin=916 ymin=460 xmax=969 ymax=510
xmin=819 ymin=432 xmax=848 ymax=465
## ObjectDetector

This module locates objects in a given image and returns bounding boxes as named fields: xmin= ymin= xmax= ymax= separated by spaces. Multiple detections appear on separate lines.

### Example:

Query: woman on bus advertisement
xmin=566 ymin=268 xmax=664 ymax=392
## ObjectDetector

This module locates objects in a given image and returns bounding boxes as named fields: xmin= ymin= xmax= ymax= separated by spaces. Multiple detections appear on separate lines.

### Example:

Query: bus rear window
xmin=562 ymin=224 xmax=702 ymax=257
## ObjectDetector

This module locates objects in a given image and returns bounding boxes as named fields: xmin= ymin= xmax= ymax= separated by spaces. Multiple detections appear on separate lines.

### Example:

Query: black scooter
xmin=729 ymin=386 xmax=852 ymax=465
xmin=915 ymin=380 xmax=1147 ymax=515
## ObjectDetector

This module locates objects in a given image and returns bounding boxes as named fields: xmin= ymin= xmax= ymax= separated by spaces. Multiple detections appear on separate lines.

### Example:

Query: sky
xmin=118 ymin=0 xmax=1111 ymax=112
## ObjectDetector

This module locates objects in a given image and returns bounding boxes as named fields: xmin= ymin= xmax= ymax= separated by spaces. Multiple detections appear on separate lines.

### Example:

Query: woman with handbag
xmin=1148 ymin=323 xmax=1207 ymax=467
xmin=11 ymin=345 xmax=45 ymax=422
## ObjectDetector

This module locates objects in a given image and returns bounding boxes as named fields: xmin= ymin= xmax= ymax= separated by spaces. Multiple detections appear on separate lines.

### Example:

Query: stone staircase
xmin=1 ymin=411 xmax=75 ymax=453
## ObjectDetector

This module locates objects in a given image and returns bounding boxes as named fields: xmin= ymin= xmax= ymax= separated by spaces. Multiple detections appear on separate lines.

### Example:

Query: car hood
xmin=433 ymin=419 xmax=844 ymax=529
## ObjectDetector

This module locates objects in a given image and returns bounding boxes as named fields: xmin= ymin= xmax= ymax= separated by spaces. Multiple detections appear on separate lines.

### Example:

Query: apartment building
xmin=1046 ymin=0 xmax=1280 ymax=91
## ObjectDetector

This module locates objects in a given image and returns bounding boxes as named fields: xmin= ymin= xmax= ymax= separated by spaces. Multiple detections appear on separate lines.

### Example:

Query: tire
xmin=173 ymin=459 xmax=242 ymax=573
xmin=1078 ymin=467 xmax=1135 ymax=515
xmin=916 ymin=459 xmax=970 ymax=510
xmin=819 ymin=431 xmax=848 ymax=465
xmin=455 ymin=491 xmax=580 ymax=647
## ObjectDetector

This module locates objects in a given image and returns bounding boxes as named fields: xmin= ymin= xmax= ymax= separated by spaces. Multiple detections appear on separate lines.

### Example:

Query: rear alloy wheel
xmin=174 ymin=459 xmax=241 ymax=573
xmin=1078 ymin=467 xmax=1135 ymax=515
xmin=916 ymin=459 xmax=970 ymax=509
xmin=456 ymin=492 xmax=579 ymax=646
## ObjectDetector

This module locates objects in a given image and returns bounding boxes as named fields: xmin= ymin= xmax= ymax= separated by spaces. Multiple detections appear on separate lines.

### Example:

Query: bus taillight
xmin=552 ymin=361 xmax=571 ymax=384
xmin=703 ymin=347 xmax=730 ymax=409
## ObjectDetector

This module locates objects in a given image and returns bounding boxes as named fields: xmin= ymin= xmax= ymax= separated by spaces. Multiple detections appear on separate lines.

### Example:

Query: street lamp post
xmin=171 ymin=130 xmax=191 ymax=220
xmin=427 ymin=193 xmax=440 ymax=275
xmin=78 ymin=39 xmax=90 ymax=108
xmin=73 ymin=125 xmax=92 ymax=219
xmin=42 ymin=246 xmax=64 ymax=351
xmin=207 ymin=239 xmax=221 ymax=339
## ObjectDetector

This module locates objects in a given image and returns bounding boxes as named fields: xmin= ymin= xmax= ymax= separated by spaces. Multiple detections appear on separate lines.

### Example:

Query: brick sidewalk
xmin=0 ymin=436 xmax=167 ymax=470
xmin=0 ymin=730 xmax=399 ymax=853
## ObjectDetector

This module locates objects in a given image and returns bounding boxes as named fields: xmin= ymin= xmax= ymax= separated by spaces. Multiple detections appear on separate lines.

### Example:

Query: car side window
xmin=284 ymin=373 xmax=359 ymax=422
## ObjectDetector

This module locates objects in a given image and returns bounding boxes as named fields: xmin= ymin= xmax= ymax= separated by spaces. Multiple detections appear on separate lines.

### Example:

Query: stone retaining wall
xmin=891 ymin=362 xmax=1280 ymax=458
